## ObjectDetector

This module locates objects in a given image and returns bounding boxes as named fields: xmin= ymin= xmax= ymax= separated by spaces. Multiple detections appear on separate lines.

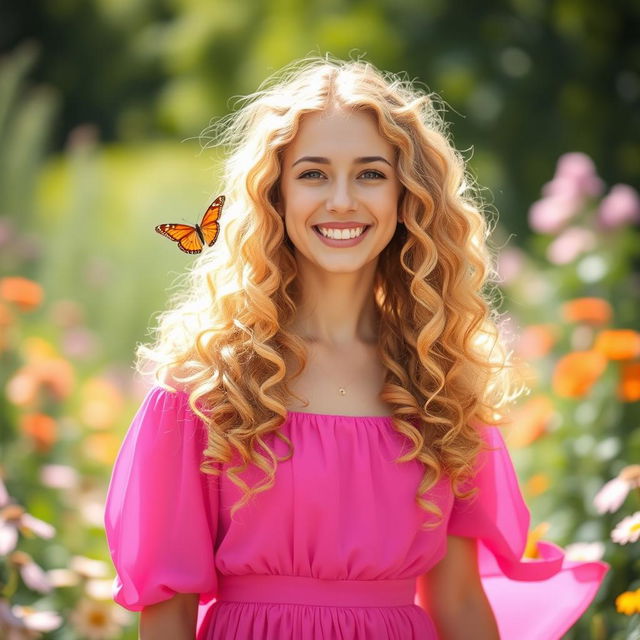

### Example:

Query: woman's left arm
xmin=416 ymin=535 xmax=501 ymax=640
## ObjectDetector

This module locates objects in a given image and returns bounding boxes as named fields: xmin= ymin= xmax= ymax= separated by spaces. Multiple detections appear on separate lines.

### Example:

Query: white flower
xmin=564 ymin=541 xmax=606 ymax=562
xmin=594 ymin=465 xmax=640 ymax=514
xmin=86 ymin=578 xmax=116 ymax=600
xmin=68 ymin=598 xmax=130 ymax=640
xmin=69 ymin=555 xmax=110 ymax=579
xmin=611 ymin=511 xmax=640 ymax=545
xmin=47 ymin=568 xmax=80 ymax=588
xmin=0 ymin=598 xmax=62 ymax=638
xmin=10 ymin=606 xmax=62 ymax=633
xmin=594 ymin=477 xmax=632 ymax=514
xmin=9 ymin=551 xmax=53 ymax=594
xmin=0 ymin=482 xmax=55 ymax=555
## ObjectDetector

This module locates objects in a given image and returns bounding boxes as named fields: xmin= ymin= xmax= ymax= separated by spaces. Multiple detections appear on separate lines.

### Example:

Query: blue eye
xmin=360 ymin=170 xmax=385 ymax=179
xmin=299 ymin=170 xmax=325 ymax=179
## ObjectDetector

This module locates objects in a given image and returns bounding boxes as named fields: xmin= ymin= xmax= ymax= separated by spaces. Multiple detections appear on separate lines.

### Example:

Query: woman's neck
xmin=290 ymin=259 xmax=379 ymax=349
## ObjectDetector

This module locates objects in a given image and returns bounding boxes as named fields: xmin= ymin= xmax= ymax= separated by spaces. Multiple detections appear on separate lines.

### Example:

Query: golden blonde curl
xmin=135 ymin=54 xmax=527 ymax=530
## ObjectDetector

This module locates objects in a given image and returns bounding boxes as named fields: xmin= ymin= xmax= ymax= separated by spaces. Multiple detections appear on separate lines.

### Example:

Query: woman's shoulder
xmin=132 ymin=383 xmax=208 ymax=431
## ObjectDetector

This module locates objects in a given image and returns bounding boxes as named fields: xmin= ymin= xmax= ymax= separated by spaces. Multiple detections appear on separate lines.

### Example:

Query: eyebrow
xmin=291 ymin=155 xmax=392 ymax=167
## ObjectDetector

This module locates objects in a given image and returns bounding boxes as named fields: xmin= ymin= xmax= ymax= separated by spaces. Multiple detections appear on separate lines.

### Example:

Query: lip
xmin=312 ymin=224 xmax=371 ymax=247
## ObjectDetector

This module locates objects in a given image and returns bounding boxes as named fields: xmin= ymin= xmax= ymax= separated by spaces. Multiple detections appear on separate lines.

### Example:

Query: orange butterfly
xmin=155 ymin=195 xmax=224 ymax=254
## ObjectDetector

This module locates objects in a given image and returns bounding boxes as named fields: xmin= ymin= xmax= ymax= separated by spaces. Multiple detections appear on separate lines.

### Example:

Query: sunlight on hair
xmin=135 ymin=53 xmax=528 ymax=528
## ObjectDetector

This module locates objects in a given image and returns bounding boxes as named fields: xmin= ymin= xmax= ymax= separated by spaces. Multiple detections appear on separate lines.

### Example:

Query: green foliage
xmin=497 ymin=155 xmax=640 ymax=638
xmin=1 ymin=2 xmax=639 ymax=634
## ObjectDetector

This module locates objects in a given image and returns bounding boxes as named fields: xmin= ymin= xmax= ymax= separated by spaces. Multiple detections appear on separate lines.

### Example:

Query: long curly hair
xmin=135 ymin=54 xmax=527 ymax=530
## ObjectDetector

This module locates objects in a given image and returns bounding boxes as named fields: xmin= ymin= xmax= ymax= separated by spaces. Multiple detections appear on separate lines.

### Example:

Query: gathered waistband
xmin=217 ymin=574 xmax=417 ymax=607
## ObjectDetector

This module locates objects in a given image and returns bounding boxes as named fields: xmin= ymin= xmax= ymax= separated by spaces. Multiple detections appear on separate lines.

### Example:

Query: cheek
xmin=284 ymin=186 xmax=316 ymax=219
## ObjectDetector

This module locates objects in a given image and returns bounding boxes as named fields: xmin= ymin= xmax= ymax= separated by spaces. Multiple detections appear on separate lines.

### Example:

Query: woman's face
xmin=278 ymin=108 xmax=403 ymax=274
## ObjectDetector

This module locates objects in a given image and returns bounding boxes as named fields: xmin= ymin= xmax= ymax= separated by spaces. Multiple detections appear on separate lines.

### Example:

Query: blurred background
xmin=1 ymin=1 xmax=639 ymax=638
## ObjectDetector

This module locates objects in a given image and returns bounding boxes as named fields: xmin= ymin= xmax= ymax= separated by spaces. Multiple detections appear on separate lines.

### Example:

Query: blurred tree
xmin=1 ymin=0 xmax=638 ymax=240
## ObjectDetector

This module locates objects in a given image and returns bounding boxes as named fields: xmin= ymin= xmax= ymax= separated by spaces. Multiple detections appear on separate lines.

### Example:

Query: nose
xmin=326 ymin=176 xmax=356 ymax=214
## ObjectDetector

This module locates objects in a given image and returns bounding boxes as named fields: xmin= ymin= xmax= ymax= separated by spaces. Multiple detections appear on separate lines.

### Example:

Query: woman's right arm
xmin=139 ymin=593 xmax=199 ymax=640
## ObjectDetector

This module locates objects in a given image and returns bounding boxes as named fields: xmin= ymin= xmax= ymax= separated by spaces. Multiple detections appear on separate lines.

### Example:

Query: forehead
xmin=284 ymin=108 xmax=394 ymax=159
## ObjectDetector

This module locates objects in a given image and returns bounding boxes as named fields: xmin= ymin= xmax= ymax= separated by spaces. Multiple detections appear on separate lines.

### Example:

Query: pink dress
xmin=104 ymin=386 xmax=609 ymax=639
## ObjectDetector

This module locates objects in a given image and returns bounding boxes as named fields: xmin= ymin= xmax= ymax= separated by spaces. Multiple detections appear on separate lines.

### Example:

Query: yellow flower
xmin=524 ymin=522 xmax=551 ymax=559
xmin=80 ymin=378 xmax=124 ymax=430
xmin=615 ymin=588 xmax=640 ymax=615
xmin=525 ymin=473 xmax=551 ymax=497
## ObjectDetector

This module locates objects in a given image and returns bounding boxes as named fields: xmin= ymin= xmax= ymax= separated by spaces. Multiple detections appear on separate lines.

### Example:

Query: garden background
xmin=1 ymin=0 xmax=639 ymax=638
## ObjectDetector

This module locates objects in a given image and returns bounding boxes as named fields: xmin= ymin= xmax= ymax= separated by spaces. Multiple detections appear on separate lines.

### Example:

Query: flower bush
xmin=499 ymin=151 xmax=640 ymax=639
xmin=1 ymin=41 xmax=638 ymax=638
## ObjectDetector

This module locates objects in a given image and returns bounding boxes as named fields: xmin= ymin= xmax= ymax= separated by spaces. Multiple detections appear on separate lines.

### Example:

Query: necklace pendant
xmin=338 ymin=387 xmax=346 ymax=396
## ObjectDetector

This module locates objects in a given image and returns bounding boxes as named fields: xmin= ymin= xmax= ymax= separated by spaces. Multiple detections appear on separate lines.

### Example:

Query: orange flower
xmin=561 ymin=298 xmax=612 ymax=325
xmin=524 ymin=522 xmax=551 ymax=559
xmin=516 ymin=325 xmax=557 ymax=359
xmin=506 ymin=395 xmax=555 ymax=448
xmin=7 ymin=358 xmax=75 ymax=408
xmin=619 ymin=362 xmax=640 ymax=402
xmin=20 ymin=413 xmax=57 ymax=453
xmin=0 ymin=277 xmax=44 ymax=311
xmin=552 ymin=350 xmax=607 ymax=397
xmin=594 ymin=330 xmax=640 ymax=360
xmin=525 ymin=473 xmax=551 ymax=497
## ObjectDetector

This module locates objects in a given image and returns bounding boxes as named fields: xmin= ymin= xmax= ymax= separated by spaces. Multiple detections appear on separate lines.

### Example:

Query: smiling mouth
xmin=312 ymin=225 xmax=371 ymax=240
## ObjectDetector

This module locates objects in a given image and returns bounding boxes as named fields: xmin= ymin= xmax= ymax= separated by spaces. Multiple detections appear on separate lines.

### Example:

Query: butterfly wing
xmin=155 ymin=224 xmax=204 ymax=254
xmin=199 ymin=195 xmax=224 ymax=247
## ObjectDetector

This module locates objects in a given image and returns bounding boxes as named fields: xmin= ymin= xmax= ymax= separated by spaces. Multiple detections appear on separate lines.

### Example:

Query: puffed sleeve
xmin=447 ymin=423 xmax=610 ymax=640
xmin=104 ymin=385 xmax=218 ymax=612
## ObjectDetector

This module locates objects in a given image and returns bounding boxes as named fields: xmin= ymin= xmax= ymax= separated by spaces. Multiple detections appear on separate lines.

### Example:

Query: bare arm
xmin=139 ymin=593 xmax=199 ymax=640
xmin=416 ymin=536 xmax=500 ymax=640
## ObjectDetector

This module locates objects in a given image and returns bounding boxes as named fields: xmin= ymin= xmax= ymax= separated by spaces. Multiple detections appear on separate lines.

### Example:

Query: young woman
xmin=104 ymin=56 xmax=609 ymax=639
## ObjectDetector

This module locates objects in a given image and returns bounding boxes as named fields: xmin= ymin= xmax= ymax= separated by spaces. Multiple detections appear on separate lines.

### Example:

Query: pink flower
xmin=61 ymin=327 xmax=101 ymax=360
xmin=548 ymin=152 xmax=605 ymax=199
xmin=564 ymin=541 xmax=605 ymax=562
xmin=546 ymin=226 xmax=596 ymax=264
xmin=597 ymin=184 xmax=640 ymax=230
xmin=0 ymin=217 xmax=16 ymax=249
xmin=530 ymin=152 xmax=605 ymax=234
xmin=528 ymin=193 xmax=585 ymax=234
xmin=39 ymin=464 xmax=80 ymax=490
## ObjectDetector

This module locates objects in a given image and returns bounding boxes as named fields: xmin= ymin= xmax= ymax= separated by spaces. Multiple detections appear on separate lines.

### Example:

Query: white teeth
xmin=317 ymin=226 xmax=366 ymax=240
